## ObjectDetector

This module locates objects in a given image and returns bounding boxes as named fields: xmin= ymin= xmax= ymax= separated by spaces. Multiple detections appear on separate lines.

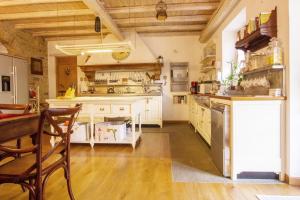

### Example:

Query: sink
xmin=194 ymin=96 xmax=210 ymax=108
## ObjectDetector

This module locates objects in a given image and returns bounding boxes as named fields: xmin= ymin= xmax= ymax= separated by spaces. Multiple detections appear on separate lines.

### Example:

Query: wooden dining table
xmin=0 ymin=114 xmax=40 ymax=143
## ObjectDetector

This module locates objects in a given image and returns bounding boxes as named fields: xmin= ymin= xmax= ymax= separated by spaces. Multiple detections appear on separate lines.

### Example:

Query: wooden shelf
xmin=200 ymin=55 xmax=216 ymax=64
xmin=241 ymin=65 xmax=284 ymax=76
xmin=200 ymin=66 xmax=216 ymax=73
xmin=236 ymin=8 xmax=277 ymax=52
xmin=80 ymin=62 xmax=161 ymax=72
xmin=93 ymin=83 xmax=162 ymax=87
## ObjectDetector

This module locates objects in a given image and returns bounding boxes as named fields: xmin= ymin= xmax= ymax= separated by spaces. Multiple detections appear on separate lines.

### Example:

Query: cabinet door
xmin=14 ymin=58 xmax=28 ymax=104
xmin=203 ymin=108 xmax=211 ymax=145
xmin=0 ymin=55 xmax=14 ymax=104
xmin=196 ymin=106 xmax=203 ymax=133
xmin=145 ymin=97 xmax=160 ymax=122
xmin=135 ymin=99 xmax=146 ymax=123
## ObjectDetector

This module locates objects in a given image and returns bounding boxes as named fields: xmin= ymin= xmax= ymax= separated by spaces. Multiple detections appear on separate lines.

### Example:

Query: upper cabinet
xmin=235 ymin=8 xmax=277 ymax=52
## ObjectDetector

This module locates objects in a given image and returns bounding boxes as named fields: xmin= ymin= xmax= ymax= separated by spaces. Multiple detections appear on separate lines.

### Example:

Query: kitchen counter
xmin=189 ymin=92 xmax=285 ymax=180
xmin=78 ymin=92 xmax=162 ymax=97
xmin=194 ymin=93 xmax=286 ymax=101
xmin=47 ymin=96 xmax=148 ymax=104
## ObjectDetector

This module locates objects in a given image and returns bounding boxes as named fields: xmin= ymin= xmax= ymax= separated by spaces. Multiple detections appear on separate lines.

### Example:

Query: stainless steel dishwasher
xmin=211 ymin=103 xmax=231 ymax=177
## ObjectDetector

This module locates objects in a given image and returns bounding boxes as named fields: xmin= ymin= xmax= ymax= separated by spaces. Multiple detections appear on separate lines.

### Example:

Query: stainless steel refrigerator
xmin=0 ymin=54 xmax=28 ymax=104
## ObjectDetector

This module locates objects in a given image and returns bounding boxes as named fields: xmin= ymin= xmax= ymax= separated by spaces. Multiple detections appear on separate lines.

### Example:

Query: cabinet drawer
xmin=49 ymin=103 xmax=75 ymax=108
xmin=94 ymin=105 xmax=111 ymax=114
xmin=111 ymin=105 xmax=130 ymax=114
xmin=80 ymin=104 xmax=91 ymax=114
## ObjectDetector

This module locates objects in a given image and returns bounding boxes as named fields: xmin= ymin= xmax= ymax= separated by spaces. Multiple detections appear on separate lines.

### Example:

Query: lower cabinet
xmin=136 ymin=96 xmax=163 ymax=127
xmin=189 ymin=95 xmax=211 ymax=145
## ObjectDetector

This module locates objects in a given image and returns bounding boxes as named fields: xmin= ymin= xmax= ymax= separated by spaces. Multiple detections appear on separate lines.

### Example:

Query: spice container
xmin=249 ymin=53 xmax=265 ymax=70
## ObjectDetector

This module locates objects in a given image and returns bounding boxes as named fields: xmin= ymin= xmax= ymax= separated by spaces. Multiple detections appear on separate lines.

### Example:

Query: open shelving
xmin=241 ymin=65 xmax=284 ymax=76
xmin=235 ymin=8 xmax=277 ymax=52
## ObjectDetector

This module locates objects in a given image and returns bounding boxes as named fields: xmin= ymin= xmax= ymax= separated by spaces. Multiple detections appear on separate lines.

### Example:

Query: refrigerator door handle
xmin=12 ymin=65 xmax=17 ymax=104
xmin=15 ymin=65 xmax=18 ymax=104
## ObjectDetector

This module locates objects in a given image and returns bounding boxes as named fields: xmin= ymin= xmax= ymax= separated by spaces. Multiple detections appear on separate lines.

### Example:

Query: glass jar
xmin=269 ymin=37 xmax=283 ymax=65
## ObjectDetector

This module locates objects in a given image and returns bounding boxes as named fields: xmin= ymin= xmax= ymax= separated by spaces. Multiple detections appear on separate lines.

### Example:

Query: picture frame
xmin=31 ymin=57 xmax=43 ymax=75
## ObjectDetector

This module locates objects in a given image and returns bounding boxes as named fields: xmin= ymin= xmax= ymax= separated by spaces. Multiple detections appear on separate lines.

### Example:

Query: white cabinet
xmin=142 ymin=96 xmax=163 ymax=127
xmin=189 ymin=95 xmax=211 ymax=145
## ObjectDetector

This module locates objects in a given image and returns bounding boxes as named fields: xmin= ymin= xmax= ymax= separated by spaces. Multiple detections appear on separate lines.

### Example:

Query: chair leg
xmin=21 ymin=185 xmax=26 ymax=192
xmin=20 ymin=181 xmax=36 ymax=200
xmin=17 ymin=138 xmax=21 ymax=158
xmin=63 ymin=165 xmax=75 ymax=200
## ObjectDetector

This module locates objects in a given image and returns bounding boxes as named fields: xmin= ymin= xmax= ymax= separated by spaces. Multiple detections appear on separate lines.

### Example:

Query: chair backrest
xmin=0 ymin=104 xmax=31 ymax=114
xmin=38 ymin=104 xmax=82 ymax=163
xmin=21 ymin=104 xmax=82 ymax=177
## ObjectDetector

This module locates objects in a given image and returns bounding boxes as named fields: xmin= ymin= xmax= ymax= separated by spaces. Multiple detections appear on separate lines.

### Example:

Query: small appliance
xmin=190 ymin=81 xmax=198 ymax=94
xmin=199 ymin=81 xmax=214 ymax=94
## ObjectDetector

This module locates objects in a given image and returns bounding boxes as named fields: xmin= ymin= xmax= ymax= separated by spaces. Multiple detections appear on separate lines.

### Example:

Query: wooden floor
xmin=1 ymin=123 xmax=300 ymax=200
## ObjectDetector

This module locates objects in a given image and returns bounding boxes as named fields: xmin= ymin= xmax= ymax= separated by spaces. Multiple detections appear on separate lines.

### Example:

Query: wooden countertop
xmin=194 ymin=93 xmax=287 ymax=101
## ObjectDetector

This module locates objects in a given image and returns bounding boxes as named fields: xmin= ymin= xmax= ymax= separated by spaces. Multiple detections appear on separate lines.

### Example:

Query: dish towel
xmin=257 ymin=195 xmax=300 ymax=200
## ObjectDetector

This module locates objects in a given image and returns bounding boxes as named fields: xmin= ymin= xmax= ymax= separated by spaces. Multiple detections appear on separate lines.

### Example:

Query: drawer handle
xmin=99 ymin=108 xmax=105 ymax=111
xmin=119 ymin=107 xmax=125 ymax=111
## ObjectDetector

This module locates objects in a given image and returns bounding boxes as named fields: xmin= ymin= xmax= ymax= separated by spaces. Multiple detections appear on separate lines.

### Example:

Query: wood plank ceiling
xmin=0 ymin=0 xmax=221 ymax=40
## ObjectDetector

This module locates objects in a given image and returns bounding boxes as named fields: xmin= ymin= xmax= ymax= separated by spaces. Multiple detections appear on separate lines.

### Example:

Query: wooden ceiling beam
xmin=0 ymin=9 xmax=93 ymax=20
xmin=116 ymin=15 xmax=211 ymax=25
xmin=0 ymin=0 xmax=82 ymax=6
xmin=122 ymin=24 xmax=206 ymax=33
xmin=108 ymin=2 xmax=219 ymax=14
xmin=32 ymin=28 xmax=110 ymax=37
xmin=45 ymin=35 xmax=107 ymax=41
xmin=15 ymin=15 xmax=210 ymax=30
xmin=200 ymin=0 xmax=241 ymax=42
xmin=139 ymin=31 xmax=201 ymax=37
xmin=15 ymin=20 xmax=95 ymax=29
xmin=82 ymin=0 xmax=124 ymax=40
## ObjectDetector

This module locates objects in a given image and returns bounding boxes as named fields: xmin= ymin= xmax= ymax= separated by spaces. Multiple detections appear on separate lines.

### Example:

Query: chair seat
xmin=0 ymin=153 xmax=62 ymax=176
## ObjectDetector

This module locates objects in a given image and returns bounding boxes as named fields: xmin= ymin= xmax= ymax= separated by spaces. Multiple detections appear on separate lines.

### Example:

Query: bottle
xmin=270 ymin=37 xmax=283 ymax=65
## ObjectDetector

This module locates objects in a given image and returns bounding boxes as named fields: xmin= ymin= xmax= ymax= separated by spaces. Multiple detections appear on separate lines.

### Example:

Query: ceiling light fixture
xmin=55 ymin=42 xmax=132 ymax=55
xmin=156 ymin=0 xmax=167 ymax=21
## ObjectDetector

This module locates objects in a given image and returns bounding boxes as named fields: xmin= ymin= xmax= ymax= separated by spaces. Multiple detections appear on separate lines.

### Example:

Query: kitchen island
xmin=46 ymin=96 xmax=146 ymax=148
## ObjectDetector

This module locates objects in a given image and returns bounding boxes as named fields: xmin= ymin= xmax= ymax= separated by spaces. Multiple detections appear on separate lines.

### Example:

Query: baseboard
xmin=285 ymin=174 xmax=300 ymax=186
xmin=163 ymin=120 xmax=189 ymax=124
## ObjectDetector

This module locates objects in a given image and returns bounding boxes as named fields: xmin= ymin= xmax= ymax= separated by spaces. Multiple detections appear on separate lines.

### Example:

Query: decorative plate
xmin=112 ymin=51 xmax=130 ymax=61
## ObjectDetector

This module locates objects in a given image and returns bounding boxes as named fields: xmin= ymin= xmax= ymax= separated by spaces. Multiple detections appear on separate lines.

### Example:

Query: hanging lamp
xmin=156 ymin=0 xmax=167 ymax=21
xmin=94 ymin=16 xmax=101 ymax=33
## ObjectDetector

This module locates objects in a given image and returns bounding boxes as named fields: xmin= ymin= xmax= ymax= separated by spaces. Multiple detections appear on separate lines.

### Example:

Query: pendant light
xmin=95 ymin=16 xmax=101 ymax=33
xmin=156 ymin=0 xmax=167 ymax=21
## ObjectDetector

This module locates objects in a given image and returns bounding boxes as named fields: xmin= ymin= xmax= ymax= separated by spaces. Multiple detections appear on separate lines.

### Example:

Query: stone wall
xmin=0 ymin=21 xmax=48 ymax=102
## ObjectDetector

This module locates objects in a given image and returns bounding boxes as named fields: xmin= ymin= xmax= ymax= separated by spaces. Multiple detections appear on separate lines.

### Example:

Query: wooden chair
xmin=0 ymin=104 xmax=31 ymax=160
xmin=0 ymin=104 xmax=81 ymax=200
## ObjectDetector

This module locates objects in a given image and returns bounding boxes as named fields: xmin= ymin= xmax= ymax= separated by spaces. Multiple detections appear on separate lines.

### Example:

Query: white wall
xmin=48 ymin=33 xmax=202 ymax=121
xmin=142 ymin=35 xmax=202 ymax=121
xmin=287 ymin=0 xmax=300 ymax=180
